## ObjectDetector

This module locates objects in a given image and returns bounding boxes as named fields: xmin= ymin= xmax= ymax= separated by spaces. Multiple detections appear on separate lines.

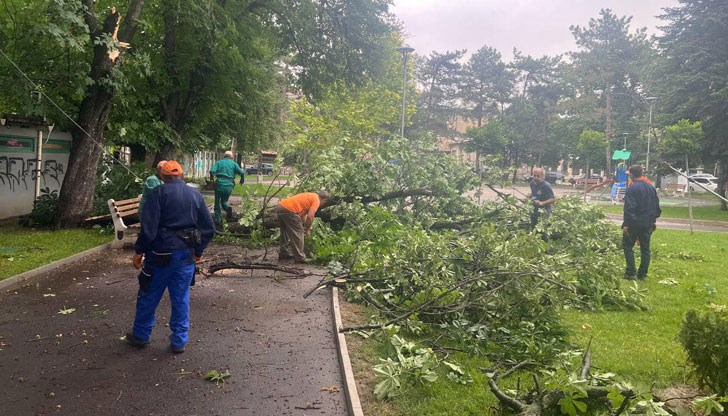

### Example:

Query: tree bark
xmin=57 ymin=1 xmax=146 ymax=226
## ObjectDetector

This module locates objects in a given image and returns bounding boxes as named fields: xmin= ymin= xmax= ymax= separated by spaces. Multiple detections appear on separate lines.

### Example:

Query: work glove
xmin=239 ymin=179 xmax=244 ymax=185
xmin=652 ymin=223 xmax=657 ymax=231
xmin=132 ymin=253 xmax=144 ymax=270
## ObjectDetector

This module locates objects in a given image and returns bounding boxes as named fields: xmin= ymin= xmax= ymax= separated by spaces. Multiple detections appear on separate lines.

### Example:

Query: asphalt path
xmin=0 ymin=245 xmax=346 ymax=416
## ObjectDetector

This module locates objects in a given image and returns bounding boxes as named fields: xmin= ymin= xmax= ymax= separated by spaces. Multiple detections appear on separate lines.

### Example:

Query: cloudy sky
xmin=390 ymin=0 xmax=679 ymax=60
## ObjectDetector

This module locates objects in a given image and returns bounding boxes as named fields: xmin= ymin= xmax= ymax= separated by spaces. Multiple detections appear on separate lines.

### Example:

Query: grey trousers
xmin=275 ymin=205 xmax=306 ymax=261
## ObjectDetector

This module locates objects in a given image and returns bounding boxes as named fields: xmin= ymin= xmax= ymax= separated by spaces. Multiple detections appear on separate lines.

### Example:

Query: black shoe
xmin=171 ymin=345 xmax=185 ymax=354
xmin=624 ymin=274 xmax=637 ymax=281
xmin=125 ymin=332 xmax=150 ymax=348
xmin=225 ymin=207 xmax=234 ymax=220
xmin=294 ymin=258 xmax=309 ymax=264
xmin=637 ymin=274 xmax=647 ymax=280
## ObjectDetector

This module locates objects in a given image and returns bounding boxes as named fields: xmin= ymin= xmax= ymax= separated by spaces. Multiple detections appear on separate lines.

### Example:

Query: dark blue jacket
xmin=135 ymin=178 xmax=215 ymax=257
xmin=623 ymin=179 xmax=661 ymax=229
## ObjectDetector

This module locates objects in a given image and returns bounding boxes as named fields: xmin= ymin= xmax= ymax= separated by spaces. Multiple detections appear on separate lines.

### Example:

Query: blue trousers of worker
xmin=132 ymin=249 xmax=195 ymax=350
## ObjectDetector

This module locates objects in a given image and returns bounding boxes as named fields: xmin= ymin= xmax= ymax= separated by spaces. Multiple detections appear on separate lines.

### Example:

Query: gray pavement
xmin=0 ymin=245 xmax=347 ymax=416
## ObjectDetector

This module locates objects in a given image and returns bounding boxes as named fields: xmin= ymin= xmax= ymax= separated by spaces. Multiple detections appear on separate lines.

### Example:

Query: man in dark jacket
xmin=126 ymin=160 xmax=215 ymax=353
xmin=528 ymin=167 xmax=556 ymax=227
xmin=622 ymin=165 xmax=661 ymax=280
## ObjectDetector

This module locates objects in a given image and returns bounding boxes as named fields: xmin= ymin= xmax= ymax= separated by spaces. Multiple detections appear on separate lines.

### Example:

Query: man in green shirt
xmin=139 ymin=160 xmax=166 ymax=220
xmin=209 ymin=151 xmax=245 ymax=224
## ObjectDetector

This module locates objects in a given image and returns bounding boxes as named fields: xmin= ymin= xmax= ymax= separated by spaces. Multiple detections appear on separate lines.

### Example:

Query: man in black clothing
xmin=622 ymin=165 xmax=661 ymax=280
xmin=528 ymin=167 xmax=556 ymax=227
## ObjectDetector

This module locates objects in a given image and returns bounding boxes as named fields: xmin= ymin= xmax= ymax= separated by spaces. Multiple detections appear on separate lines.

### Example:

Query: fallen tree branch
xmin=205 ymin=260 xmax=308 ymax=277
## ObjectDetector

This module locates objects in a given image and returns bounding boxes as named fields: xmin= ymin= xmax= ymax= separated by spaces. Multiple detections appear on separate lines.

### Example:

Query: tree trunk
xmin=56 ymin=1 xmax=146 ymax=226
xmin=58 ymin=88 xmax=116 ymax=225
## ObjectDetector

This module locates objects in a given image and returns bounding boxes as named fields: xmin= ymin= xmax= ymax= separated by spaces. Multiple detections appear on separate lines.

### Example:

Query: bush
xmin=21 ymin=187 xmax=59 ymax=228
xmin=679 ymin=308 xmax=728 ymax=396
xmin=92 ymin=158 xmax=148 ymax=215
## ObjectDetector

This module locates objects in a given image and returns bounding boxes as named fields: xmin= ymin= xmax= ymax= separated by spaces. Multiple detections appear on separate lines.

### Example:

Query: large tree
xmin=460 ymin=46 xmax=513 ymax=127
xmin=1 ymin=0 xmax=397 ymax=225
xmin=412 ymin=50 xmax=465 ymax=137
xmin=57 ymin=0 xmax=146 ymax=226
xmin=568 ymin=9 xmax=651 ymax=174
xmin=654 ymin=0 xmax=728 ymax=203
xmin=509 ymin=50 xmax=566 ymax=170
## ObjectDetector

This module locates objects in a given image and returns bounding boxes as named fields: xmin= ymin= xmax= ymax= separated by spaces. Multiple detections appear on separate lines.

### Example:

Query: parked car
xmin=544 ymin=171 xmax=565 ymax=184
xmin=246 ymin=163 xmax=274 ymax=175
xmin=568 ymin=173 xmax=603 ymax=185
xmin=687 ymin=174 xmax=718 ymax=193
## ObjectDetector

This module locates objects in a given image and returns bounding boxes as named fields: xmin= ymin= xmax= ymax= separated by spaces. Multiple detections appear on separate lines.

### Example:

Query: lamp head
xmin=397 ymin=46 xmax=414 ymax=54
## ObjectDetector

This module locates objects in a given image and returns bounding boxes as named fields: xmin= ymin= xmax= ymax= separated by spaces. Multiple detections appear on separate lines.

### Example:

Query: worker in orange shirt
xmin=273 ymin=191 xmax=330 ymax=263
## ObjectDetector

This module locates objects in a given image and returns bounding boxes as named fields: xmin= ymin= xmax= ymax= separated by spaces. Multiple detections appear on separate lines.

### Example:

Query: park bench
xmin=573 ymin=178 xmax=601 ymax=187
xmin=107 ymin=195 xmax=141 ymax=248
xmin=663 ymin=183 xmax=687 ymax=197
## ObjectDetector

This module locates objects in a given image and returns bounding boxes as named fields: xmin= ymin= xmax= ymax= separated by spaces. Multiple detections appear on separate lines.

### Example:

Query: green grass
xmin=349 ymin=228 xmax=728 ymax=415
xmin=562 ymin=229 xmax=728 ymax=388
xmin=236 ymin=181 xmax=295 ymax=198
xmin=599 ymin=204 xmax=728 ymax=221
xmin=0 ymin=223 xmax=111 ymax=280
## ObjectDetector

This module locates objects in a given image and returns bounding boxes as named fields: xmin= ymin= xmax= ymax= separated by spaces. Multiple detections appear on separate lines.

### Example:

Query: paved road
xmin=0 ymin=245 xmax=346 ymax=416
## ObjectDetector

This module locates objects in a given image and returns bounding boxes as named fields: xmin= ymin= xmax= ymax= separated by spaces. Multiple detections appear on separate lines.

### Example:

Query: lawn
xmin=599 ymin=203 xmax=728 ymax=222
xmin=0 ymin=223 xmax=112 ymax=280
xmin=346 ymin=228 xmax=728 ymax=415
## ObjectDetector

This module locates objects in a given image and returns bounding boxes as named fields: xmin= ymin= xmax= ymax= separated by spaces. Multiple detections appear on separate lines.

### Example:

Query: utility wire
xmin=0 ymin=47 xmax=141 ymax=180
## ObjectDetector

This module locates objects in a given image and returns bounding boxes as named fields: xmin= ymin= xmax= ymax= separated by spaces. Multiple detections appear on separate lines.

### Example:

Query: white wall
xmin=0 ymin=127 xmax=71 ymax=219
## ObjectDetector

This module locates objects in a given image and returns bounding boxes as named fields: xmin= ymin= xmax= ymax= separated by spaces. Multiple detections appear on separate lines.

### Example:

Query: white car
xmin=687 ymin=174 xmax=719 ymax=193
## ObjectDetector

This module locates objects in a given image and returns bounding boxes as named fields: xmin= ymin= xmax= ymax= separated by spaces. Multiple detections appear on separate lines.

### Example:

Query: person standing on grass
xmin=127 ymin=160 xmax=215 ymax=353
xmin=139 ymin=160 xmax=166 ymax=220
xmin=622 ymin=165 xmax=661 ymax=280
xmin=273 ymin=191 xmax=329 ymax=263
xmin=210 ymin=150 xmax=246 ymax=225
xmin=527 ymin=167 xmax=556 ymax=227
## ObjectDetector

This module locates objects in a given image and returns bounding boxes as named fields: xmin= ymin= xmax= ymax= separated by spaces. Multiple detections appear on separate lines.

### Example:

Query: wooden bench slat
xmin=115 ymin=205 xmax=139 ymax=215
xmin=114 ymin=208 xmax=139 ymax=217
xmin=115 ymin=197 xmax=141 ymax=205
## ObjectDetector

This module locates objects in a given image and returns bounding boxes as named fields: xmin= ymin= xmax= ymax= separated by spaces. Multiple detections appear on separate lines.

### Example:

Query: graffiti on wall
xmin=0 ymin=156 xmax=65 ymax=191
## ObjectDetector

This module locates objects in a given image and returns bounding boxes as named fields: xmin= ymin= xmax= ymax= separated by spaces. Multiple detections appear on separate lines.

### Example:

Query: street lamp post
xmin=622 ymin=132 xmax=629 ymax=150
xmin=396 ymin=46 xmax=414 ymax=139
xmin=645 ymin=97 xmax=658 ymax=172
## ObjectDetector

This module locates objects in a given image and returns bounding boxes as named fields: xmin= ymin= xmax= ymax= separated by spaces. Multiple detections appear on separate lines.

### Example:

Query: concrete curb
xmin=0 ymin=242 xmax=113 ymax=292
xmin=331 ymin=287 xmax=364 ymax=416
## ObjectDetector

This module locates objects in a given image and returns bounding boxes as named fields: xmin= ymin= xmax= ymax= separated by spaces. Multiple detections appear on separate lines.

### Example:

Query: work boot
xmin=225 ymin=206 xmax=234 ymax=220
xmin=170 ymin=344 xmax=185 ymax=354
xmin=125 ymin=332 xmax=150 ymax=348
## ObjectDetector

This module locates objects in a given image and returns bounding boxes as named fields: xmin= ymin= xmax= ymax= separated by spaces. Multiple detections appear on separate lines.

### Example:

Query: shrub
xmin=21 ymin=187 xmax=59 ymax=228
xmin=92 ymin=158 xmax=147 ymax=215
xmin=679 ymin=307 xmax=728 ymax=396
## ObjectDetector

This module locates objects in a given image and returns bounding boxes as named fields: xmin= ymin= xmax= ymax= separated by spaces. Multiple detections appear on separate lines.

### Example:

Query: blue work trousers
xmin=133 ymin=249 xmax=195 ymax=349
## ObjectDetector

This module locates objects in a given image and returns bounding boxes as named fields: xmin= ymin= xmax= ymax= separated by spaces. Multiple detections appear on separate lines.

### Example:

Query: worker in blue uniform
xmin=126 ymin=160 xmax=215 ymax=353
xmin=209 ymin=150 xmax=246 ymax=224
